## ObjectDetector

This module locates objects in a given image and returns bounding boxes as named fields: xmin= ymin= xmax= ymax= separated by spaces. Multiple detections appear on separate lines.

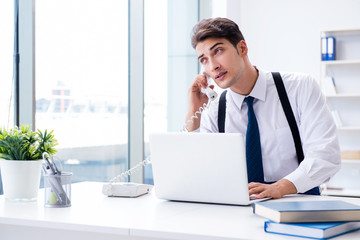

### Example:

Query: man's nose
xmin=209 ymin=59 xmax=220 ymax=72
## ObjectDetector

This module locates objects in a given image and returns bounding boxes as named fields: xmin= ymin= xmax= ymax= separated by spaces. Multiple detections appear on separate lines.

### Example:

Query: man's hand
xmin=248 ymin=179 xmax=297 ymax=199
xmin=185 ymin=74 xmax=214 ymax=131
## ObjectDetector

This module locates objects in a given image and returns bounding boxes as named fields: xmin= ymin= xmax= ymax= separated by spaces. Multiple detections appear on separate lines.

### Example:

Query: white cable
xmin=108 ymin=98 xmax=211 ymax=182
xmin=182 ymin=99 xmax=211 ymax=132
xmin=108 ymin=89 xmax=215 ymax=182
xmin=109 ymin=156 xmax=151 ymax=183
xmin=109 ymin=98 xmax=211 ymax=182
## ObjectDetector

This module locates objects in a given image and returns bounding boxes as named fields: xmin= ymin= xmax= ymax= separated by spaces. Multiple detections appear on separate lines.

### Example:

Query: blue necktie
xmin=244 ymin=96 xmax=264 ymax=183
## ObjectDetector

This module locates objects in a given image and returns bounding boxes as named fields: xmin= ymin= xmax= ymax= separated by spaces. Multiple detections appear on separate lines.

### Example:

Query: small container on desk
xmin=42 ymin=152 xmax=72 ymax=208
xmin=44 ymin=172 xmax=72 ymax=208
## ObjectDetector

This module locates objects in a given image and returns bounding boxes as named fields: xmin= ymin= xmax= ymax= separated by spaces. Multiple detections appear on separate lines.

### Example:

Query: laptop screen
xmin=149 ymin=132 xmax=256 ymax=205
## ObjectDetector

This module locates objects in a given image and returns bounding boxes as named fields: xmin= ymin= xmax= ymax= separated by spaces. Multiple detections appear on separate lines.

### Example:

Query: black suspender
xmin=272 ymin=72 xmax=304 ymax=164
xmin=217 ymin=72 xmax=304 ymax=164
xmin=218 ymin=90 xmax=227 ymax=133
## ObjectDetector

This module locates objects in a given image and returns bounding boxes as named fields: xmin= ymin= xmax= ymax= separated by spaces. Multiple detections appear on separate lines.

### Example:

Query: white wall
xmin=231 ymin=0 xmax=360 ymax=81
xmin=223 ymin=0 xmax=360 ymax=190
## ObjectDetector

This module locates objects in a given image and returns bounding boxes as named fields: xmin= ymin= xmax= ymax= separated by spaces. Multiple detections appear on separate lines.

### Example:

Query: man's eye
xmin=200 ymin=58 xmax=207 ymax=64
xmin=215 ymin=48 xmax=223 ymax=54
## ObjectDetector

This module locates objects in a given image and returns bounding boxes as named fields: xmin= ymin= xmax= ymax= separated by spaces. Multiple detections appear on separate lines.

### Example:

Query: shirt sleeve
xmin=284 ymin=75 xmax=341 ymax=193
xmin=199 ymin=99 xmax=220 ymax=133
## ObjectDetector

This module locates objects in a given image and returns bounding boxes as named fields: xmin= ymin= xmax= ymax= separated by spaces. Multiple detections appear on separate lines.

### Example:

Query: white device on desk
xmin=149 ymin=133 xmax=267 ymax=206
xmin=102 ymin=182 xmax=153 ymax=197
xmin=103 ymin=67 xmax=218 ymax=198
xmin=102 ymin=157 xmax=153 ymax=197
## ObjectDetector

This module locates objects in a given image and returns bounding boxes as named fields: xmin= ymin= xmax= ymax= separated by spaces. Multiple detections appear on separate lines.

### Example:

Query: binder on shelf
xmin=321 ymin=37 xmax=328 ymax=61
xmin=327 ymin=36 xmax=336 ymax=61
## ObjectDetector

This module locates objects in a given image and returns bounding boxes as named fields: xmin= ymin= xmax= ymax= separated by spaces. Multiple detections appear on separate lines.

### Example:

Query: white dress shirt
xmin=199 ymin=68 xmax=341 ymax=193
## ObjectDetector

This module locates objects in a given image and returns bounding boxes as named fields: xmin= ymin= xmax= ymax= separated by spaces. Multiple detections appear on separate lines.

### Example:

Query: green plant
xmin=0 ymin=125 xmax=58 ymax=160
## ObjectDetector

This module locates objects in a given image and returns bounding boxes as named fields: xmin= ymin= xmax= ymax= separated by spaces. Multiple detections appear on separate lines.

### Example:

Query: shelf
xmin=320 ymin=28 xmax=360 ymax=166
xmin=321 ymin=60 xmax=360 ymax=65
xmin=342 ymin=159 xmax=360 ymax=163
xmin=326 ymin=93 xmax=360 ymax=98
xmin=321 ymin=188 xmax=360 ymax=197
xmin=337 ymin=126 xmax=360 ymax=131
xmin=321 ymin=29 xmax=360 ymax=34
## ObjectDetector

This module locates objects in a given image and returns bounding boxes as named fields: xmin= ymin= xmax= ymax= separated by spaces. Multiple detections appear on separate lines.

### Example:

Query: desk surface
xmin=1 ymin=182 xmax=360 ymax=240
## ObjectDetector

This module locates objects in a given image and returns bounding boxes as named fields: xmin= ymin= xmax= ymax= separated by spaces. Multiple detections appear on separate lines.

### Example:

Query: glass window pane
xmin=0 ymin=1 xmax=15 ymax=194
xmin=36 ymin=0 xmax=129 ymax=183
xmin=144 ymin=0 xmax=199 ymax=184
xmin=0 ymin=1 xmax=14 ymax=128
xmin=144 ymin=0 xmax=168 ymax=184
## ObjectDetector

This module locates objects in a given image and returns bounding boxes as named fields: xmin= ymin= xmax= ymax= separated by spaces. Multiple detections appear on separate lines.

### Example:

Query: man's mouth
xmin=215 ymin=71 xmax=227 ymax=80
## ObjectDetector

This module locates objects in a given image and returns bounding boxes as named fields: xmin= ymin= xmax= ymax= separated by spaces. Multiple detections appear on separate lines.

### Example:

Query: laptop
xmin=149 ymin=132 xmax=266 ymax=205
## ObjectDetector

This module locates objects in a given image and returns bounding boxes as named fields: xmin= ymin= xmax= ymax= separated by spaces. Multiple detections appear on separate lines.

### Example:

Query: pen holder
xmin=44 ymin=172 xmax=72 ymax=208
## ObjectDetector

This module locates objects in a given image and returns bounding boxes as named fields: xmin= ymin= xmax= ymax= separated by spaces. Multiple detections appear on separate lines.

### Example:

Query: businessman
xmin=185 ymin=18 xmax=341 ymax=199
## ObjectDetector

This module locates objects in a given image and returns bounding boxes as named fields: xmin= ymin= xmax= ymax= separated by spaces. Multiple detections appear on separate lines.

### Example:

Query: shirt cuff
xmin=190 ymin=127 xmax=200 ymax=132
xmin=283 ymin=168 xmax=317 ymax=194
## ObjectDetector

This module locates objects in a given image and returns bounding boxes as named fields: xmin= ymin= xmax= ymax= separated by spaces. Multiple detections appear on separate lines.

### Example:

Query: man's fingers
xmin=255 ymin=191 xmax=268 ymax=199
xmin=189 ymin=75 xmax=208 ymax=97
xmin=196 ymin=74 xmax=208 ymax=89
xmin=249 ymin=185 xmax=266 ymax=195
xmin=248 ymin=182 xmax=262 ymax=189
xmin=248 ymin=183 xmax=281 ymax=199
xmin=248 ymin=180 xmax=293 ymax=199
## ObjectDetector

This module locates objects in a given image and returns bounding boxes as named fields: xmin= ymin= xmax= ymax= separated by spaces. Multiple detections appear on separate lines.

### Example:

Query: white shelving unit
xmin=322 ymin=59 xmax=360 ymax=65
xmin=326 ymin=93 xmax=360 ymax=98
xmin=338 ymin=126 xmax=360 ymax=131
xmin=320 ymin=29 xmax=360 ymax=195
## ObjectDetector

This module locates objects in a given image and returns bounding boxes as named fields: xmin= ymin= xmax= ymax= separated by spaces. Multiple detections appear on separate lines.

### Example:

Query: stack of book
xmin=341 ymin=150 xmax=360 ymax=160
xmin=252 ymin=200 xmax=360 ymax=239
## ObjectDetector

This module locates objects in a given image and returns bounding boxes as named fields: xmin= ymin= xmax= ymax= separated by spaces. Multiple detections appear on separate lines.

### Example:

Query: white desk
xmin=1 ymin=182 xmax=360 ymax=240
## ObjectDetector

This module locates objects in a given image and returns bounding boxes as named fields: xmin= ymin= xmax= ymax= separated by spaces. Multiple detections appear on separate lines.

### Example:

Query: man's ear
xmin=236 ymin=40 xmax=248 ymax=56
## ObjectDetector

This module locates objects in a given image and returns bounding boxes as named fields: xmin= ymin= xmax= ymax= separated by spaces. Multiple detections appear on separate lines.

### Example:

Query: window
xmin=0 ymin=1 xmax=14 ymax=128
xmin=0 ymin=1 xmax=14 ymax=194
xmin=144 ymin=0 xmax=201 ymax=184
xmin=35 ymin=0 xmax=129 ymax=182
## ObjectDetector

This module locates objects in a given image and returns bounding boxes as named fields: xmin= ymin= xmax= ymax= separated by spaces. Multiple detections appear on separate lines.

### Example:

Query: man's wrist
xmin=274 ymin=179 xmax=297 ymax=197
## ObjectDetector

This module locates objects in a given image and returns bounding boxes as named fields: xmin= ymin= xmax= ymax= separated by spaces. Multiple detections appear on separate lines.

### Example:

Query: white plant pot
xmin=0 ymin=159 xmax=42 ymax=201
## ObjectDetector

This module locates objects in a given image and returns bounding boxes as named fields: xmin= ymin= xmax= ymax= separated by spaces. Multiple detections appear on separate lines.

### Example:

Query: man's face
xmin=196 ymin=38 xmax=246 ymax=89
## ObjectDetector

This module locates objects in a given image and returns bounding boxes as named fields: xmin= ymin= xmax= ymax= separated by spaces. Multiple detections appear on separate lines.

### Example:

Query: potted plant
xmin=0 ymin=125 xmax=58 ymax=201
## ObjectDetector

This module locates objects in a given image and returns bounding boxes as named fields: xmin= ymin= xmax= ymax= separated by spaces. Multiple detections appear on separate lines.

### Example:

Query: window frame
xmin=19 ymin=0 xmax=145 ymax=183
xmin=18 ymin=0 xmax=35 ymax=129
xmin=128 ymin=0 xmax=145 ymax=183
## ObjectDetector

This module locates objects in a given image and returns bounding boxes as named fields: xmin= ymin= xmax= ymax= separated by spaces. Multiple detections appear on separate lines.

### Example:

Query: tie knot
xmin=245 ymin=96 xmax=254 ymax=106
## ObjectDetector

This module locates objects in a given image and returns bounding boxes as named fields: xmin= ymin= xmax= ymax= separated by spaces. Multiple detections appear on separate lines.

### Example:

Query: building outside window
xmin=35 ymin=0 xmax=129 ymax=183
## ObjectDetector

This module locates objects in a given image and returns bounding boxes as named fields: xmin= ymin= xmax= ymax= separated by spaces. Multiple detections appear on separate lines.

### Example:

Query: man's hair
xmin=191 ymin=18 xmax=245 ymax=49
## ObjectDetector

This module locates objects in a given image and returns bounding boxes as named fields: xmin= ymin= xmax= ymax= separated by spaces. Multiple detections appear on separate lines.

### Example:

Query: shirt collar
xmin=228 ymin=67 xmax=267 ymax=109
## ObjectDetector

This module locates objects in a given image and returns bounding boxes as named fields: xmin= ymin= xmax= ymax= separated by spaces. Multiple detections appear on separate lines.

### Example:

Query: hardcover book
xmin=253 ymin=200 xmax=360 ymax=223
xmin=264 ymin=221 xmax=360 ymax=239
